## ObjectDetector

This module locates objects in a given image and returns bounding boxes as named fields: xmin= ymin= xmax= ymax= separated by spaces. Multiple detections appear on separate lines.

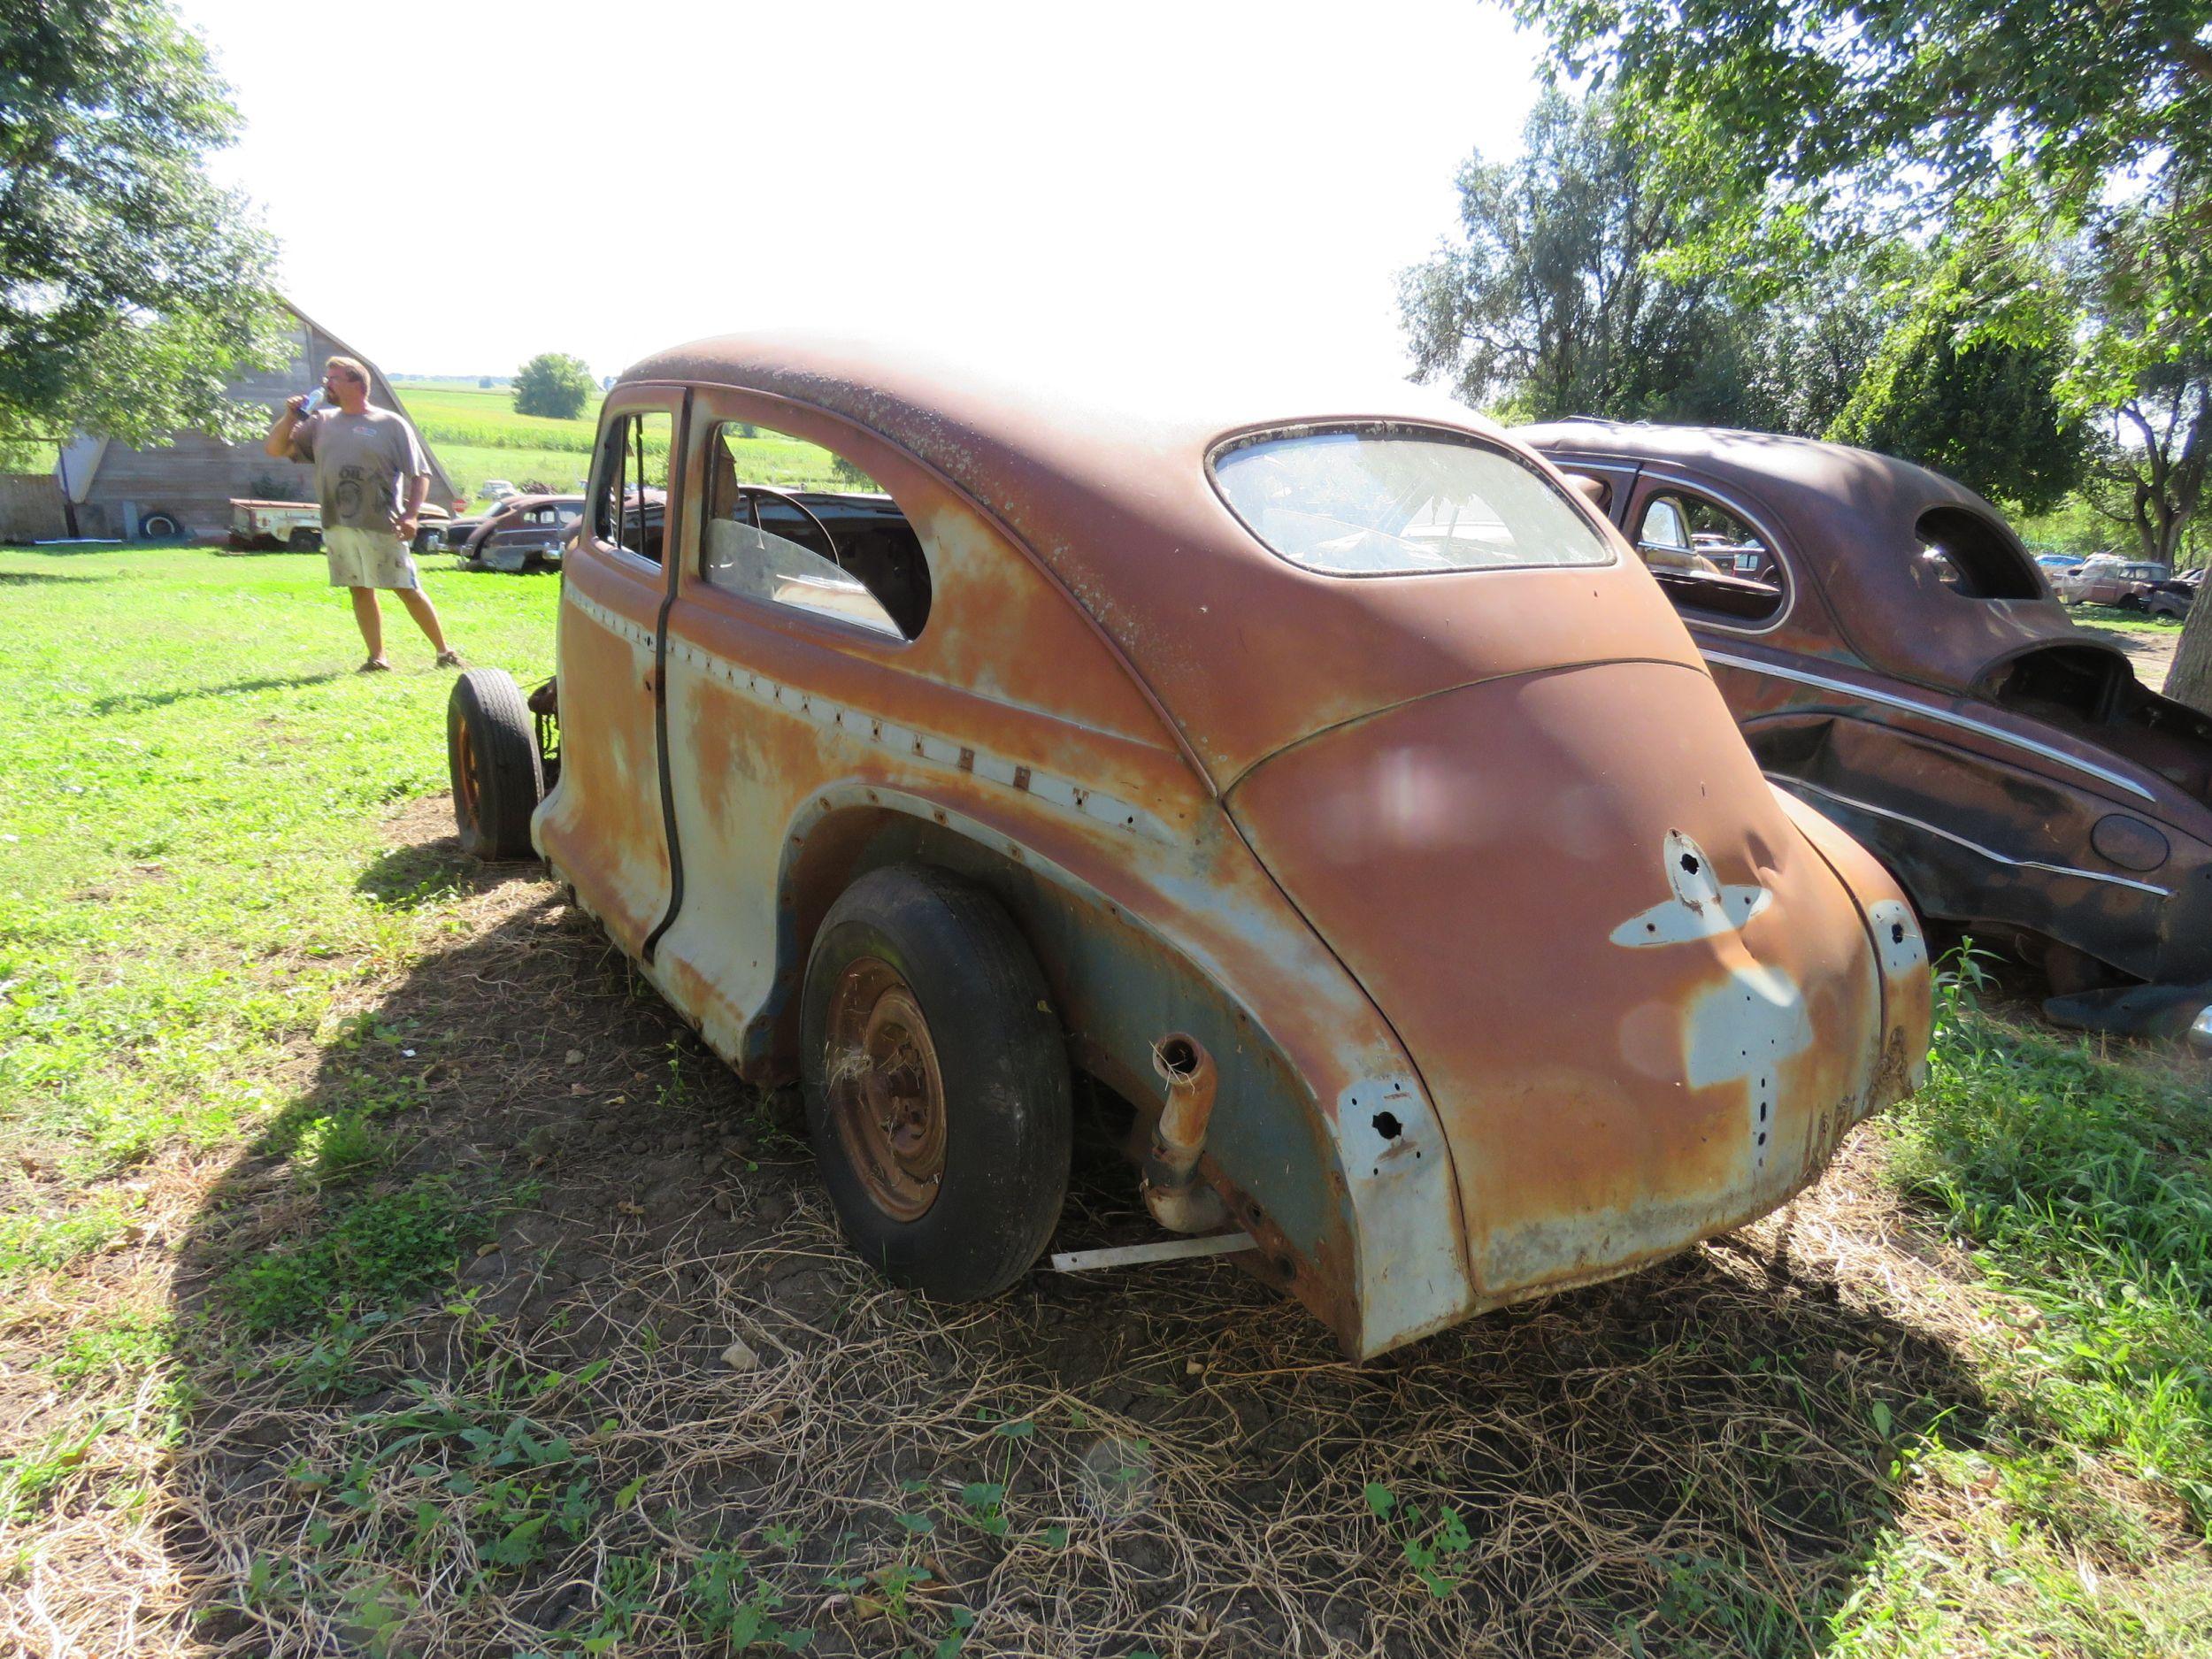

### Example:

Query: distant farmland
xmin=393 ymin=382 xmax=856 ymax=502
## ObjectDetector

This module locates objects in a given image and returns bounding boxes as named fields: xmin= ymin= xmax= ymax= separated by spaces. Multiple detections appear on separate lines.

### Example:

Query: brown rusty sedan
xmin=1520 ymin=419 xmax=2212 ymax=1049
xmin=445 ymin=339 xmax=1932 ymax=1357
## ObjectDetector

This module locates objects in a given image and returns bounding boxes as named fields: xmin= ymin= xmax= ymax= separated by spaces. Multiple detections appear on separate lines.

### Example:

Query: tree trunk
xmin=2170 ymin=595 xmax=2212 ymax=715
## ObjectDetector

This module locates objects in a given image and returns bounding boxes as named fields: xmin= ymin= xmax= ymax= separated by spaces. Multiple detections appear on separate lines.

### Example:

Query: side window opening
xmin=1915 ymin=505 xmax=2040 ymax=599
xmin=591 ymin=411 xmax=672 ymax=565
xmin=698 ymin=422 xmax=932 ymax=640
xmin=1632 ymin=488 xmax=1787 ymax=624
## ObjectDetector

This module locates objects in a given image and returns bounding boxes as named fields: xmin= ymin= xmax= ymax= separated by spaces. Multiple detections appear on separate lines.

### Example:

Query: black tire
xmin=801 ymin=864 xmax=1071 ymax=1300
xmin=446 ymin=669 xmax=543 ymax=859
xmin=140 ymin=511 xmax=181 ymax=539
xmin=287 ymin=526 xmax=321 ymax=551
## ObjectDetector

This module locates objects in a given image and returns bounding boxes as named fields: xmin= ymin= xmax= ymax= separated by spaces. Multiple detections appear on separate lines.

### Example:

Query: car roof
xmin=1515 ymin=419 xmax=2124 ymax=694
xmin=617 ymin=333 xmax=1670 ymax=784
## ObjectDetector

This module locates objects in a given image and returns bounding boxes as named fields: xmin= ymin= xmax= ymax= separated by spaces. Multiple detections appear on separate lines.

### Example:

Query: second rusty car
xmin=448 ymin=338 xmax=1932 ymax=1357
xmin=1520 ymin=419 xmax=2212 ymax=1048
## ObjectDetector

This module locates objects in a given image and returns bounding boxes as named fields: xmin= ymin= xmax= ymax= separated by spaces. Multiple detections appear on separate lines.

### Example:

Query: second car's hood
xmin=1228 ymin=661 xmax=1903 ymax=1301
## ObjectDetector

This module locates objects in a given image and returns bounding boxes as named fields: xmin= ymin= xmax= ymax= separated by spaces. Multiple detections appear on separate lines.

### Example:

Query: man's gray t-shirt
xmin=291 ymin=407 xmax=431 ymax=535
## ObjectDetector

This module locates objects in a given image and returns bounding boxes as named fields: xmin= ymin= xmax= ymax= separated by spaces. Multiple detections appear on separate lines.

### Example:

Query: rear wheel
xmin=447 ymin=669 xmax=543 ymax=859
xmin=801 ymin=865 xmax=1071 ymax=1300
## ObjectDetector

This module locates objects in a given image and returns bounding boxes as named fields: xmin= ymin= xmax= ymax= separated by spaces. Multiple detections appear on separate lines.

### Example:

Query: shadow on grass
xmin=354 ymin=825 xmax=538 ymax=910
xmin=0 ymin=569 xmax=122 ymax=586
xmin=90 ymin=671 xmax=346 ymax=716
xmin=157 ymin=833 xmax=1987 ymax=1659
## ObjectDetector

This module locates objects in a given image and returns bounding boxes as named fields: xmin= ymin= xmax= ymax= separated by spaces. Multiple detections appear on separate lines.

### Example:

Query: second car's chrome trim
xmin=1707 ymin=649 xmax=2160 ymax=803
xmin=1772 ymin=775 xmax=2173 ymax=897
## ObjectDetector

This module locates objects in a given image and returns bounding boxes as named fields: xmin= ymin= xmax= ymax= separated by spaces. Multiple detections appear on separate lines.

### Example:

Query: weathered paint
xmin=1226 ymin=661 xmax=1913 ymax=1303
xmin=530 ymin=340 xmax=1933 ymax=1358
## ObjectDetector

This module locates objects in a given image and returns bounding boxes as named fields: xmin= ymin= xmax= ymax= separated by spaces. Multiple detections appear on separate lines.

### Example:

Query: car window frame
xmin=585 ymin=398 xmax=679 ymax=576
xmin=1623 ymin=467 xmax=1799 ymax=637
xmin=673 ymin=403 xmax=927 ymax=655
xmin=1204 ymin=419 xmax=1622 ymax=580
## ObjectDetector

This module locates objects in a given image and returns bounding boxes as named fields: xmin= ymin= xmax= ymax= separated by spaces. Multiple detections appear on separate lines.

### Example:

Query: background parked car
xmin=2053 ymin=556 xmax=2178 ymax=609
xmin=461 ymin=494 xmax=585 ymax=572
xmin=1518 ymin=418 xmax=2212 ymax=1047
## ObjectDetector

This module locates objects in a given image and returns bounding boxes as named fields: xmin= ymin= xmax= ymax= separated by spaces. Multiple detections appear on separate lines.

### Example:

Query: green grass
xmin=4 ymin=544 xmax=2212 ymax=1652
xmin=0 ymin=548 xmax=557 ymax=1187
xmin=1830 ymin=962 xmax=2212 ymax=1649
xmin=2073 ymin=604 xmax=2189 ymax=634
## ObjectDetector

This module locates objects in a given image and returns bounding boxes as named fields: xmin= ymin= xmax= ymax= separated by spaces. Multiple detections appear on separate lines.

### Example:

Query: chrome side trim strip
xmin=1707 ymin=649 xmax=2160 ymax=803
xmin=1772 ymin=774 xmax=2172 ymax=897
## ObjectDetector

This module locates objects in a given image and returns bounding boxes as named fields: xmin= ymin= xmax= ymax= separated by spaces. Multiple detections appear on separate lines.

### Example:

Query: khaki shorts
xmin=325 ymin=526 xmax=419 ymax=591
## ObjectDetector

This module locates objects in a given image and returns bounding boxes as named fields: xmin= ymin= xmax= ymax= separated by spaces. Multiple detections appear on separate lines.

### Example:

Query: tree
xmin=1828 ymin=247 xmax=2085 ymax=513
xmin=1 ymin=0 xmax=284 ymax=448
xmin=1400 ymin=93 xmax=1745 ymax=424
xmin=513 ymin=353 xmax=593 ymax=420
xmin=1510 ymin=0 xmax=2212 ymax=710
xmin=1399 ymin=91 xmax=1899 ymax=435
xmin=2079 ymin=369 xmax=2209 ymax=568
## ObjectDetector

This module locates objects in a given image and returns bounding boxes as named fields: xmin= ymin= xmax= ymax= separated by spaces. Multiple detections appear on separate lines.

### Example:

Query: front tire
xmin=801 ymin=864 xmax=1071 ymax=1300
xmin=447 ymin=669 xmax=543 ymax=859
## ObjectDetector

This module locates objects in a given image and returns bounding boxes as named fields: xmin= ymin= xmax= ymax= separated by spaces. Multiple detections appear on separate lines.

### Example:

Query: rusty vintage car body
xmin=446 ymin=339 xmax=1932 ymax=1357
xmin=1520 ymin=419 xmax=2212 ymax=1047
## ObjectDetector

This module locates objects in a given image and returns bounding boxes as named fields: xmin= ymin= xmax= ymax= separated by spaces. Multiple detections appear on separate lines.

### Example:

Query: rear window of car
xmin=1210 ymin=426 xmax=1612 ymax=576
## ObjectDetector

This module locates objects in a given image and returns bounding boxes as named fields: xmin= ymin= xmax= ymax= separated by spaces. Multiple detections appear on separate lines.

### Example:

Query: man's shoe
xmin=435 ymin=649 xmax=465 ymax=669
xmin=356 ymin=657 xmax=393 ymax=673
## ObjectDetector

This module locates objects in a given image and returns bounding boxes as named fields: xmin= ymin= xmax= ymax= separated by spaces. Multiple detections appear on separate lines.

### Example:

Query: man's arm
xmin=264 ymin=396 xmax=311 ymax=460
xmin=396 ymin=472 xmax=431 ymax=541
xmin=393 ymin=418 xmax=433 ymax=541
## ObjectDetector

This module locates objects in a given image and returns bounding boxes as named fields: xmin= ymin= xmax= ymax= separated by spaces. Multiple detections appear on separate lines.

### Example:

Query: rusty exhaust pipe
xmin=1142 ymin=1033 xmax=1229 ymax=1233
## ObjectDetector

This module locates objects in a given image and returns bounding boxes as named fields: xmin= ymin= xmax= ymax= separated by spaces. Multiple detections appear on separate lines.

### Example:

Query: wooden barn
xmin=53 ymin=298 xmax=459 ymax=541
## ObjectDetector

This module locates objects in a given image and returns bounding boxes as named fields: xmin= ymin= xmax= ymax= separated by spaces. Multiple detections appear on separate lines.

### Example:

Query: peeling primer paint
xmin=1333 ymin=1074 xmax=1466 ymax=1347
xmin=1610 ymin=829 xmax=1774 ymax=945
xmin=1684 ymin=962 xmax=1812 ymax=1178
xmin=1617 ymin=832 xmax=1811 ymax=1181
xmin=1867 ymin=897 xmax=1928 ymax=981
xmin=569 ymin=588 xmax=1175 ymax=843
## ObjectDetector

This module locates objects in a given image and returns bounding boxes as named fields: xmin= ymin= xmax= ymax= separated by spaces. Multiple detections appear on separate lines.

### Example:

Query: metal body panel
xmin=1227 ymin=663 xmax=1924 ymax=1303
xmin=621 ymin=336 xmax=1708 ymax=789
xmin=534 ymin=383 xmax=679 ymax=960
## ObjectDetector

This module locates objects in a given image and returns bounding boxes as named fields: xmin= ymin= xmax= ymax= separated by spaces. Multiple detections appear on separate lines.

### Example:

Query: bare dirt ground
xmin=2080 ymin=619 xmax=2182 ymax=691
xmin=15 ymin=804 xmax=2007 ymax=1657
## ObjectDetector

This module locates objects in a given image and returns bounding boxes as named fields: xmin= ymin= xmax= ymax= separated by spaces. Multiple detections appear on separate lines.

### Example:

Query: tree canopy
xmin=1508 ymin=0 xmax=2212 ymax=708
xmin=1397 ymin=91 xmax=2081 ymax=509
xmin=0 ymin=0 xmax=282 ymax=447
xmin=1399 ymin=93 xmax=1764 ymax=426
xmin=512 ymin=353 xmax=594 ymax=421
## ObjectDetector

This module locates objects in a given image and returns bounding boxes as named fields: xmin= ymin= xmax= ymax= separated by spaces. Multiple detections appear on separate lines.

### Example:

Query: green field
xmin=4 ymin=546 xmax=2212 ymax=1655
xmin=391 ymin=383 xmax=859 ymax=503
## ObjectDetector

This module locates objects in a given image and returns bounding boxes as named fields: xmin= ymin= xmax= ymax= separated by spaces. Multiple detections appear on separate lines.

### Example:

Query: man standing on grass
xmin=265 ymin=355 xmax=462 ymax=672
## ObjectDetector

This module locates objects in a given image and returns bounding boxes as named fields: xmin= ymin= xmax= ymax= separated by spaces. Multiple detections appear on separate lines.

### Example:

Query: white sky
xmin=173 ymin=0 xmax=1540 ymax=385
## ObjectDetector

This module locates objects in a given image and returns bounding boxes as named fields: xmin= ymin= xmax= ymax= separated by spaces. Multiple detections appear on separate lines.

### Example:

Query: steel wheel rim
xmin=454 ymin=720 xmax=481 ymax=832
xmin=824 ymin=956 xmax=946 ymax=1221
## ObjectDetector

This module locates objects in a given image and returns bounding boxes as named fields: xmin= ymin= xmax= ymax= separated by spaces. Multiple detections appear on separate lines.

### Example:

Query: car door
xmin=534 ymin=388 xmax=684 ymax=958
xmin=646 ymin=385 xmax=1180 ymax=1075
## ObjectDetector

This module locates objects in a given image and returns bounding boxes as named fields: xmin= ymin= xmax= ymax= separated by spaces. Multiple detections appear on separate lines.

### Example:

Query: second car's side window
xmin=1632 ymin=486 xmax=1787 ymax=625
xmin=591 ymin=412 xmax=672 ymax=565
